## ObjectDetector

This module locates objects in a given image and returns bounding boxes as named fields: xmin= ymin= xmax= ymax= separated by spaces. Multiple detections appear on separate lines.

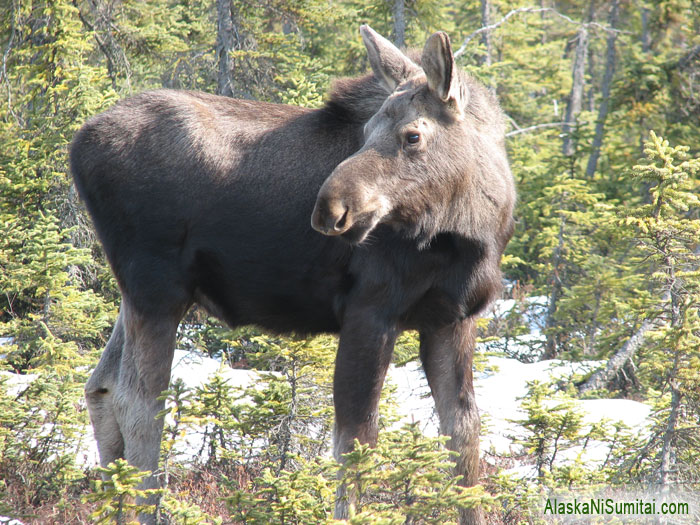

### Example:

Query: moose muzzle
xmin=311 ymin=194 xmax=351 ymax=236
xmin=311 ymin=155 xmax=392 ymax=244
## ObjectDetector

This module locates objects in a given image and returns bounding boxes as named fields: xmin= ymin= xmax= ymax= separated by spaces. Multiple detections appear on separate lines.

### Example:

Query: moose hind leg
xmin=85 ymin=311 xmax=126 ymax=469
xmin=420 ymin=319 xmax=484 ymax=525
xmin=113 ymin=299 xmax=183 ymax=523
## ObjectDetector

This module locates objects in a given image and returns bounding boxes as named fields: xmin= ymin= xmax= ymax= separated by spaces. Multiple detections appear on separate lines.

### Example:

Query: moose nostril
xmin=334 ymin=207 xmax=349 ymax=232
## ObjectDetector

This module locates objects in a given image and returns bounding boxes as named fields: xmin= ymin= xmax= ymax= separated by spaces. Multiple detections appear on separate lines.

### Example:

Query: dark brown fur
xmin=71 ymin=27 xmax=515 ymax=525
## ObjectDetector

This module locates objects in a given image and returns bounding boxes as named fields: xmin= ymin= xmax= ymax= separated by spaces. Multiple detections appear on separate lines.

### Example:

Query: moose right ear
xmin=361 ymin=25 xmax=420 ymax=93
xmin=422 ymin=31 xmax=465 ymax=109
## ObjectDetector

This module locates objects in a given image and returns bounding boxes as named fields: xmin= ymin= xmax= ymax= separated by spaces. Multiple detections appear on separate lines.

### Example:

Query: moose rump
xmin=70 ymin=26 xmax=515 ymax=525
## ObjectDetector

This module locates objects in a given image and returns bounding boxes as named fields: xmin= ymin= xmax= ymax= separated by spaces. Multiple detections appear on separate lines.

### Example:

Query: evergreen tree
xmin=0 ymin=0 xmax=117 ymax=517
xmin=619 ymin=132 xmax=700 ymax=489
xmin=337 ymin=425 xmax=494 ymax=524
xmin=84 ymin=459 xmax=160 ymax=524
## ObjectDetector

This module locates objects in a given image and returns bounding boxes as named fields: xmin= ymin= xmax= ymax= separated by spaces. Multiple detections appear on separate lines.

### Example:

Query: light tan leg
xmin=85 ymin=311 xmax=126 ymax=468
xmin=87 ymin=299 xmax=182 ymax=524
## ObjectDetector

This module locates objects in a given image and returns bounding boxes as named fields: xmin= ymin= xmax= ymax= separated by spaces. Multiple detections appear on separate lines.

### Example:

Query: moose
xmin=70 ymin=26 xmax=515 ymax=524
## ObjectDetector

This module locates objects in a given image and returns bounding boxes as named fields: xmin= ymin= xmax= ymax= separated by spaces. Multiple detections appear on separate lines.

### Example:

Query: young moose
xmin=71 ymin=26 xmax=515 ymax=524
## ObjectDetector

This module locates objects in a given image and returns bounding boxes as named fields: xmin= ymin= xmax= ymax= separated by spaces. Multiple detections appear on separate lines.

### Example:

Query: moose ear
xmin=361 ymin=25 xmax=420 ymax=93
xmin=421 ymin=31 xmax=465 ymax=109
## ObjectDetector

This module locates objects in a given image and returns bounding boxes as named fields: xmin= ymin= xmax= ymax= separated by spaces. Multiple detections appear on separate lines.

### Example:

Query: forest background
xmin=1 ymin=0 xmax=699 ymax=523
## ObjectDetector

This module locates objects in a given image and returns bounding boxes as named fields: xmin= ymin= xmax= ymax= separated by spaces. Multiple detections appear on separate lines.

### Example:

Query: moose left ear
xmin=421 ymin=31 xmax=465 ymax=110
xmin=361 ymin=25 xmax=420 ymax=93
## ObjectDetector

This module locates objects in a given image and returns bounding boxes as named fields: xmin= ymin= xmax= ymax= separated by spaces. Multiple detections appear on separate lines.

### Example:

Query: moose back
xmin=70 ymin=26 xmax=515 ymax=525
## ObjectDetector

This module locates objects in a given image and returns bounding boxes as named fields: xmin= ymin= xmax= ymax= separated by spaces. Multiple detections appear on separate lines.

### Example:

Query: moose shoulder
xmin=70 ymin=26 xmax=515 ymax=525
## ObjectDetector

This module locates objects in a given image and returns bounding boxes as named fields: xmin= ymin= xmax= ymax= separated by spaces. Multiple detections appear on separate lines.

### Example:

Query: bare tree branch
xmin=74 ymin=0 xmax=132 ymax=92
xmin=454 ymin=6 xmax=626 ymax=59
xmin=505 ymin=113 xmax=522 ymax=130
xmin=505 ymin=121 xmax=568 ymax=137
xmin=676 ymin=44 xmax=700 ymax=70
xmin=578 ymin=319 xmax=655 ymax=394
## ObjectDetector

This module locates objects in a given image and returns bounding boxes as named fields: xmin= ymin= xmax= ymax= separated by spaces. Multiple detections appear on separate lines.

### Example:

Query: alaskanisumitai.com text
xmin=544 ymin=498 xmax=690 ymax=516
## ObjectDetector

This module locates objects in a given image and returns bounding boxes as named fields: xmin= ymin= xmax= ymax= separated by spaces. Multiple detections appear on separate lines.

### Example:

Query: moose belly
xmin=190 ymin=247 xmax=347 ymax=335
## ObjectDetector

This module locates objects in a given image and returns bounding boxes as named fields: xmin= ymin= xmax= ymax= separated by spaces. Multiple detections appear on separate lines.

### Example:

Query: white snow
xmin=0 ymin=299 xmax=652 ymax=479
xmin=387 ymin=353 xmax=650 ymax=470
xmin=386 ymin=361 xmax=439 ymax=435
xmin=170 ymin=349 xmax=259 ymax=390
xmin=0 ymin=518 xmax=24 ymax=525
xmin=0 ymin=336 xmax=15 ymax=362
xmin=4 ymin=347 xmax=652 ymax=472
xmin=475 ymin=356 xmax=650 ymax=473
xmin=0 ymin=371 xmax=38 ymax=396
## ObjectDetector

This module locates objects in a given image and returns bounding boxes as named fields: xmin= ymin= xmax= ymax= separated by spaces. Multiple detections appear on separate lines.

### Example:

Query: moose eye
xmin=406 ymin=132 xmax=421 ymax=145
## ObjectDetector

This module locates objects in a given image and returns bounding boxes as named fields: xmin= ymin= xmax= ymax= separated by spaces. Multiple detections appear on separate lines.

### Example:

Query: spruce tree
xmin=620 ymin=132 xmax=700 ymax=490
xmin=0 ymin=0 xmax=117 ymax=517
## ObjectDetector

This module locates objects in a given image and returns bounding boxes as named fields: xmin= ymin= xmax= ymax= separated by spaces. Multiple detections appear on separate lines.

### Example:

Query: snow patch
xmin=1 ymin=315 xmax=652 ymax=477
xmin=78 ymin=350 xmax=262 ymax=467
xmin=387 ymin=354 xmax=650 ymax=472
xmin=0 ymin=371 xmax=39 ymax=397
xmin=386 ymin=361 xmax=439 ymax=436
xmin=171 ymin=349 xmax=258 ymax=390
xmin=0 ymin=517 xmax=25 ymax=525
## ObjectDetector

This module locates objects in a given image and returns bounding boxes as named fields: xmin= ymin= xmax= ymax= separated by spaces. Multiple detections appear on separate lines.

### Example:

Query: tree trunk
xmin=75 ymin=0 xmax=132 ymax=91
xmin=543 ymin=215 xmax=566 ymax=359
xmin=586 ymin=39 xmax=596 ymax=112
xmin=392 ymin=0 xmax=405 ymax=48
xmin=216 ymin=0 xmax=236 ymax=97
xmin=677 ymin=44 xmax=700 ymax=70
xmin=480 ymin=0 xmax=492 ymax=66
xmin=579 ymin=319 xmax=654 ymax=394
xmin=585 ymin=0 xmax=620 ymax=178
xmin=641 ymin=6 xmax=651 ymax=53
xmin=562 ymin=26 xmax=588 ymax=157
xmin=540 ymin=0 xmax=547 ymax=45
xmin=658 ymin=383 xmax=681 ymax=488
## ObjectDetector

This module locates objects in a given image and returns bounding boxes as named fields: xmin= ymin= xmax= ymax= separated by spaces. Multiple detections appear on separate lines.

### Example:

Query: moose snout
xmin=311 ymin=196 xmax=351 ymax=236
xmin=311 ymin=153 xmax=392 ymax=242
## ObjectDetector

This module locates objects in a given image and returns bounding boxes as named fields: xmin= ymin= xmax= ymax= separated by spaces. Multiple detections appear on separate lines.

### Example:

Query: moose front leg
xmin=333 ymin=309 xmax=397 ymax=519
xmin=420 ymin=318 xmax=484 ymax=525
